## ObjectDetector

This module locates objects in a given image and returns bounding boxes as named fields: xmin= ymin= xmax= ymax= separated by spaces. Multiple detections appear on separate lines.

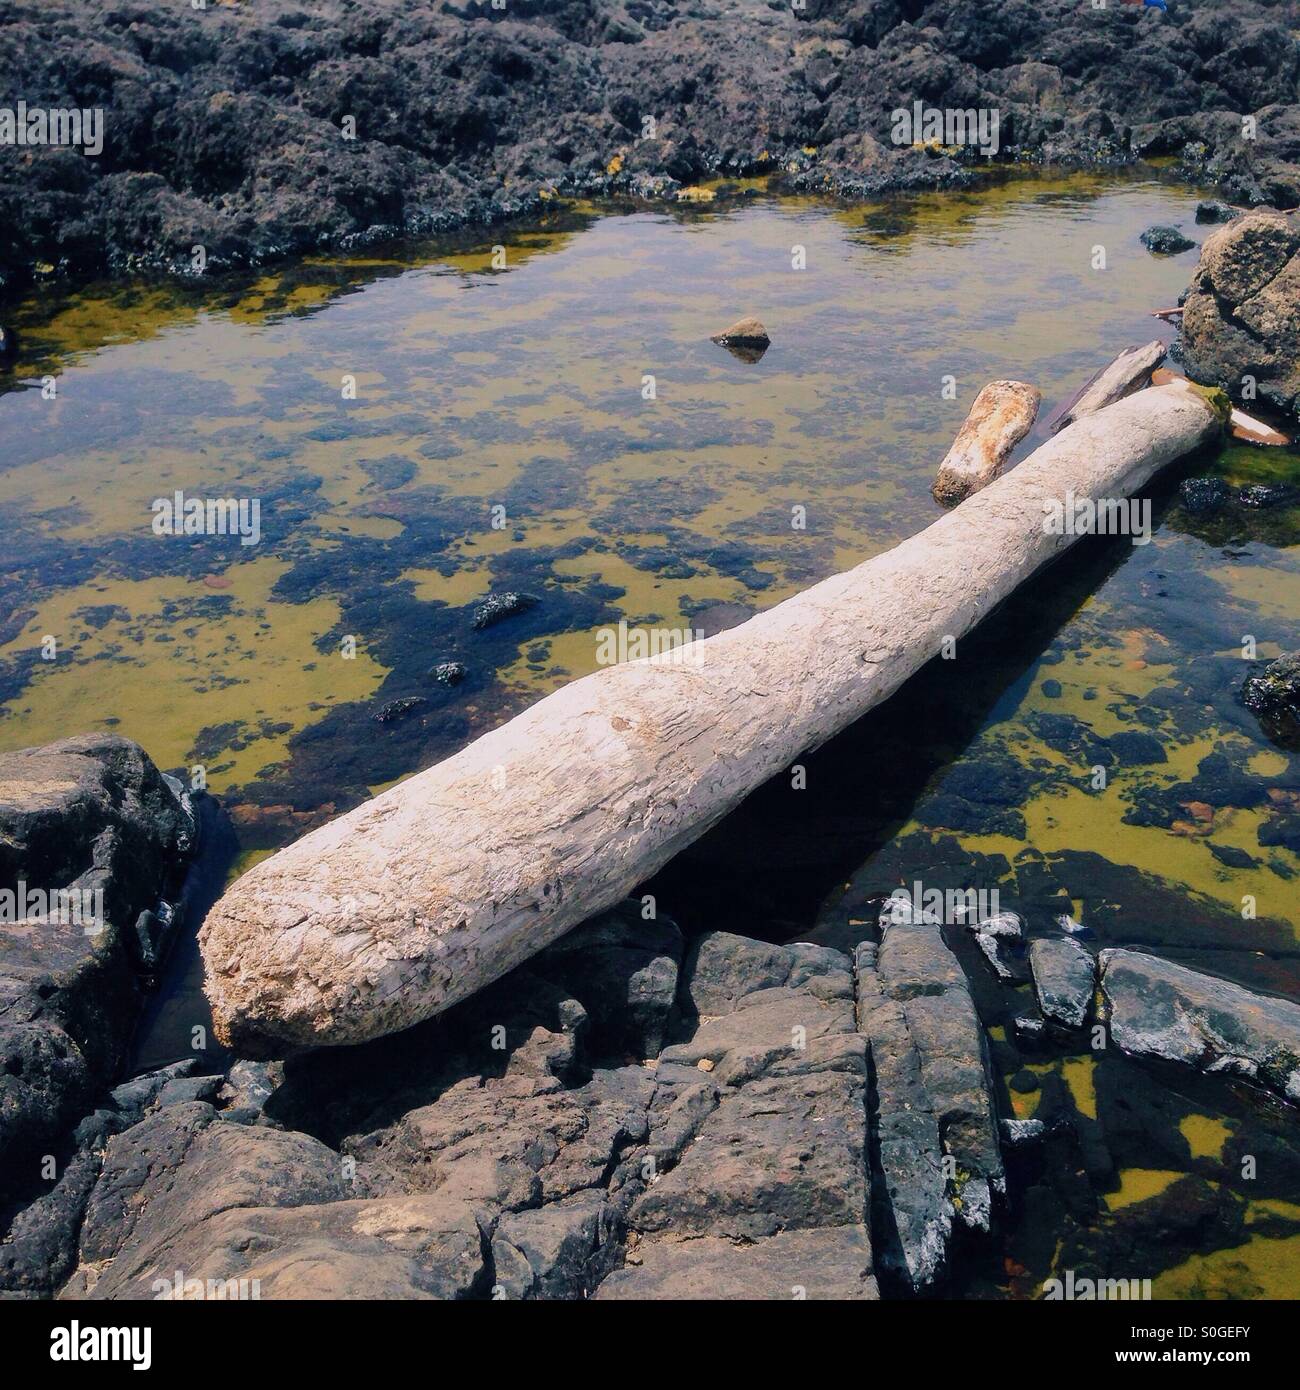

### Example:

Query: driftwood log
xmin=1045 ymin=340 xmax=1166 ymax=433
xmin=202 ymin=385 xmax=1222 ymax=1055
xmin=931 ymin=380 xmax=1040 ymax=505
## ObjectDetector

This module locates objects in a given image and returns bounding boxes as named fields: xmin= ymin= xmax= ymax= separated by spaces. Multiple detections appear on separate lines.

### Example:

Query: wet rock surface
xmin=1101 ymin=948 xmax=1300 ymax=1104
xmin=1029 ymin=936 xmax=1096 ymax=1032
xmin=1242 ymin=652 xmax=1300 ymax=751
xmin=1180 ymin=209 xmax=1300 ymax=416
xmin=1 ymin=0 xmax=1297 ymax=293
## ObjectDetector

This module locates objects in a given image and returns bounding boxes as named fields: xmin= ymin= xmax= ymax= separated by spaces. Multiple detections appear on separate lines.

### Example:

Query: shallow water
xmin=2 ymin=168 xmax=1299 ymax=1298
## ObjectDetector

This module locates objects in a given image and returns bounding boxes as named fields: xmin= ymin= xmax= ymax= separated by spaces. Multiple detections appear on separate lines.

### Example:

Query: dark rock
xmin=0 ymin=735 xmax=189 ymax=1185
xmin=531 ymin=902 xmax=683 ymax=1059
xmin=472 ymin=591 xmax=539 ymax=630
xmin=1141 ymin=225 xmax=1196 ymax=255
xmin=965 ymin=911 xmax=1023 ymax=981
xmin=491 ymin=1191 xmax=612 ymax=1299
xmin=0 ymin=0 xmax=1295 ymax=300
xmin=429 ymin=661 xmax=467 ymax=686
xmin=0 ymin=324 xmax=16 ymax=362
xmin=1012 ymin=1013 xmax=1047 ymax=1045
xmin=373 ymin=696 xmax=426 ymax=724
xmin=1000 ymin=1117 xmax=1047 ymax=1146
xmin=1208 ymin=842 xmax=1257 ymax=869
xmin=1179 ymin=477 xmax=1233 ymax=515
xmin=1242 ymin=652 xmax=1300 ymax=748
xmin=1107 ymin=730 xmax=1168 ymax=766
xmin=1238 ymin=483 xmax=1297 ymax=509
xmin=1029 ymin=936 xmax=1096 ymax=1030
xmin=0 ymin=1150 xmax=101 ymax=1294
xmin=155 ymin=1074 xmax=224 ymax=1108
xmin=1196 ymin=200 xmax=1238 ymax=224
xmin=70 ymin=1102 xmax=350 ymax=1297
xmin=1100 ymin=949 xmax=1300 ymax=1104
xmin=855 ymin=921 xmax=1003 ymax=1292
xmin=218 ymin=1059 xmax=284 ymax=1118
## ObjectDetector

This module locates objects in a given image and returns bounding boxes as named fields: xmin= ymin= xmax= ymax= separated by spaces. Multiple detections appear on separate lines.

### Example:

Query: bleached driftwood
xmin=1046 ymin=340 xmax=1166 ymax=433
xmin=201 ymin=386 xmax=1222 ymax=1056
xmin=931 ymin=380 xmax=1040 ymax=505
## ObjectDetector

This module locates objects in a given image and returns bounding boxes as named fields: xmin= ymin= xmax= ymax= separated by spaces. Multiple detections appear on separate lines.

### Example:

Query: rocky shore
xmin=1 ymin=0 xmax=1298 ymax=296
xmin=4 ymin=732 xmax=1300 ymax=1298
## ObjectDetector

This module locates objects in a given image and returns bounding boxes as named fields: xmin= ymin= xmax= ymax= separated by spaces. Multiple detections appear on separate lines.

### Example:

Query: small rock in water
xmin=1000 ymin=1117 xmax=1047 ymax=1146
xmin=1055 ymin=913 xmax=1089 ymax=937
xmin=373 ymin=695 xmax=426 ymax=724
xmin=1012 ymin=1014 xmax=1047 ymax=1045
xmin=710 ymin=315 xmax=770 ymax=347
xmin=709 ymin=315 xmax=770 ymax=362
xmin=1179 ymin=476 xmax=1233 ymax=515
xmin=965 ymin=910 xmax=1024 ymax=975
xmin=472 ymin=590 xmax=539 ymax=630
xmin=1141 ymin=225 xmax=1195 ymax=255
xmin=430 ymin=660 xmax=467 ymax=686
xmin=1241 ymin=652 xmax=1300 ymax=748
xmin=1238 ymin=483 xmax=1298 ymax=509
xmin=1195 ymin=200 xmax=1237 ymax=225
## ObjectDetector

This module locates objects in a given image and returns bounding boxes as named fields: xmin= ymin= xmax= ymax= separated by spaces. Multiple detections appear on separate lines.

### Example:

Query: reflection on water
xmin=2 ymin=169 xmax=1299 ymax=1298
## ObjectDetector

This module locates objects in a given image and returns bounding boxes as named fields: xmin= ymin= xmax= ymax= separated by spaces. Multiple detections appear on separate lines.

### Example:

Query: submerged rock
xmin=1100 ymin=949 xmax=1300 ymax=1104
xmin=1029 ymin=936 xmax=1096 ymax=1031
xmin=373 ymin=695 xmax=426 ymax=724
xmin=429 ymin=661 xmax=467 ymax=686
xmin=1141 ymin=225 xmax=1195 ymax=255
xmin=472 ymin=591 xmax=539 ymax=630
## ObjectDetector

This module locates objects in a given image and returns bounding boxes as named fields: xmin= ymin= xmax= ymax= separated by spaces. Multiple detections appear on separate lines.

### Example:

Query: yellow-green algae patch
xmin=1180 ymin=1113 xmax=1233 ymax=1161
xmin=0 ymin=557 xmax=386 ymax=789
xmin=1153 ymin=1234 xmax=1300 ymax=1299
xmin=1105 ymin=1169 xmax=1186 ymax=1211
